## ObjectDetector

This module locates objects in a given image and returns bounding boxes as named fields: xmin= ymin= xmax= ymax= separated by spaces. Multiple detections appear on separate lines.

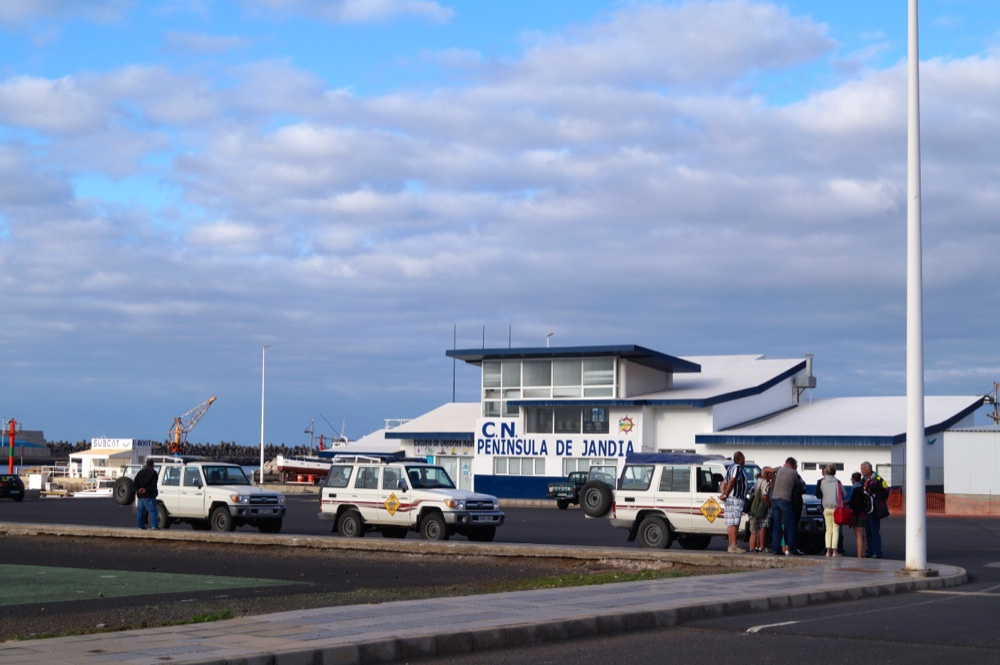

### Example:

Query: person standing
xmin=748 ymin=467 xmax=773 ymax=553
xmin=134 ymin=458 xmax=160 ymax=530
xmin=848 ymin=471 xmax=868 ymax=558
xmin=861 ymin=461 xmax=889 ymax=558
xmin=770 ymin=457 xmax=803 ymax=555
xmin=817 ymin=464 xmax=845 ymax=557
xmin=719 ymin=451 xmax=748 ymax=553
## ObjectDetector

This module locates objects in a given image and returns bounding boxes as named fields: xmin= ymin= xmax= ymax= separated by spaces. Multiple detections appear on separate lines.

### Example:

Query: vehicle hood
xmin=417 ymin=488 xmax=498 ymax=502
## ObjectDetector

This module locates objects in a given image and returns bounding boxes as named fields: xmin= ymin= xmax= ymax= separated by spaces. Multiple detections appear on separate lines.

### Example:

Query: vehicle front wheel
xmin=637 ymin=516 xmax=673 ymax=549
xmin=210 ymin=506 xmax=235 ymax=532
xmin=258 ymin=519 xmax=283 ymax=534
xmin=338 ymin=510 xmax=365 ymax=538
xmin=420 ymin=513 xmax=449 ymax=541
xmin=580 ymin=481 xmax=613 ymax=518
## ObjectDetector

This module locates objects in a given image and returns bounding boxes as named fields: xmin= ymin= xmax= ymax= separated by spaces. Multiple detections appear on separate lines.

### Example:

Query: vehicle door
xmin=615 ymin=462 xmax=655 ymax=518
xmin=175 ymin=466 xmax=206 ymax=517
xmin=376 ymin=465 xmax=411 ymax=527
xmin=654 ymin=464 xmax=693 ymax=530
xmin=352 ymin=465 xmax=381 ymax=521
xmin=158 ymin=465 xmax=183 ymax=514
xmin=320 ymin=464 xmax=354 ymax=512
xmin=692 ymin=464 xmax=727 ymax=534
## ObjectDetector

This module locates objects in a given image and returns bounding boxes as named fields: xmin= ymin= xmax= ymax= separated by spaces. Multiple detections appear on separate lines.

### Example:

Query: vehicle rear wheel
xmin=155 ymin=503 xmax=171 ymax=529
xmin=468 ymin=526 xmax=496 ymax=542
xmin=258 ymin=519 xmax=282 ymax=534
xmin=210 ymin=506 xmax=235 ymax=532
xmin=637 ymin=516 xmax=673 ymax=549
xmin=338 ymin=509 xmax=365 ymax=538
xmin=580 ymin=481 xmax=613 ymax=517
xmin=420 ymin=513 xmax=449 ymax=541
xmin=556 ymin=499 xmax=570 ymax=510
xmin=677 ymin=534 xmax=712 ymax=550
xmin=113 ymin=477 xmax=135 ymax=506
xmin=381 ymin=526 xmax=407 ymax=539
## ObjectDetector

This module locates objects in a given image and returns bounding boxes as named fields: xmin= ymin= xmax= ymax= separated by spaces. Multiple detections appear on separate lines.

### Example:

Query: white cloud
xmin=243 ymin=0 xmax=453 ymax=24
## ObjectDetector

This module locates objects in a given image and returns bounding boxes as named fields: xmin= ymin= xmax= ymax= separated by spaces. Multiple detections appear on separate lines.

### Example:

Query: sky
xmin=1 ymin=0 xmax=999 ymax=447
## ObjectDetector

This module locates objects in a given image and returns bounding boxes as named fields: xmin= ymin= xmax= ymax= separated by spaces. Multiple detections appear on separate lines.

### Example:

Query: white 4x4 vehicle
xmin=318 ymin=455 xmax=504 ymax=541
xmin=115 ymin=456 xmax=286 ymax=533
xmin=582 ymin=452 xmax=753 ymax=549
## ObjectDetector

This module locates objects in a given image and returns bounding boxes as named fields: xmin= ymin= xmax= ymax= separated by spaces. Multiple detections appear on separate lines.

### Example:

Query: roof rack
xmin=330 ymin=453 xmax=429 ymax=464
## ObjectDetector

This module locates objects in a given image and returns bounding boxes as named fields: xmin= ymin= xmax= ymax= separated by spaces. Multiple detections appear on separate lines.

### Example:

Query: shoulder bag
xmin=833 ymin=481 xmax=854 ymax=526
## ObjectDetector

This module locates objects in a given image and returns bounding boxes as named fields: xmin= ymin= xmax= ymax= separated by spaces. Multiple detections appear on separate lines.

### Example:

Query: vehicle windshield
xmin=404 ymin=465 xmax=456 ymax=489
xmin=203 ymin=465 xmax=251 ymax=486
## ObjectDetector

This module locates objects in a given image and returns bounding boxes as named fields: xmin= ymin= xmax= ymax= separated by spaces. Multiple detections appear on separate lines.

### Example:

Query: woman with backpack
xmin=848 ymin=471 xmax=870 ymax=558
xmin=817 ymin=464 xmax=846 ymax=556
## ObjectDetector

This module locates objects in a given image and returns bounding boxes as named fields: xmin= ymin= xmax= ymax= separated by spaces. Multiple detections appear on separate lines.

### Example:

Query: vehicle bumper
xmin=798 ymin=516 xmax=825 ymax=536
xmin=232 ymin=505 xmax=286 ymax=519
xmin=443 ymin=511 xmax=505 ymax=527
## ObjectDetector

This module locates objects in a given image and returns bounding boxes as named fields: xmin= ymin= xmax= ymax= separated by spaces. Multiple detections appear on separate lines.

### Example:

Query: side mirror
xmin=397 ymin=480 xmax=408 ymax=492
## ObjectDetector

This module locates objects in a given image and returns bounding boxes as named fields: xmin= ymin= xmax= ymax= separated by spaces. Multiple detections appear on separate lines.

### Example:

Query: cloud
xmin=0 ymin=0 xmax=131 ymax=25
xmin=242 ymin=0 xmax=453 ymax=24
xmin=164 ymin=31 xmax=253 ymax=54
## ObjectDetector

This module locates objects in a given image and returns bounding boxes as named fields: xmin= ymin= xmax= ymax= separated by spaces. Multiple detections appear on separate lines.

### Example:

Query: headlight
xmin=229 ymin=494 xmax=250 ymax=504
xmin=444 ymin=499 xmax=465 ymax=509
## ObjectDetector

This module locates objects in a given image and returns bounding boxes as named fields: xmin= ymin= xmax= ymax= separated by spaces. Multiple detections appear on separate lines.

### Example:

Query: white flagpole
xmin=905 ymin=0 xmax=928 ymax=573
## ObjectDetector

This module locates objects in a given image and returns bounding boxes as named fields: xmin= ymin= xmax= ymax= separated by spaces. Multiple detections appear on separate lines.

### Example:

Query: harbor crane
xmin=168 ymin=396 xmax=217 ymax=453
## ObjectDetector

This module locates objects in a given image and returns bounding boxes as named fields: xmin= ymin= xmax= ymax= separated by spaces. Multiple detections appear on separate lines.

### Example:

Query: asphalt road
xmin=2 ymin=494 xmax=997 ymax=662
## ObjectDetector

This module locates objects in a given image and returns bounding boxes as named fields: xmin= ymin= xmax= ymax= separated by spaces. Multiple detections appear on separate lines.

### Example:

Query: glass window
xmin=501 ymin=360 xmax=521 ymax=387
xmin=493 ymin=457 xmax=507 ymax=474
xmin=554 ymin=406 xmax=581 ymax=434
xmin=382 ymin=467 xmax=401 ymax=490
xmin=553 ymin=359 xmax=581 ymax=386
xmin=526 ymin=408 xmax=554 ymax=434
xmin=583 ymin=407 xmax=609 ymax=433
xmin=483 ymin=361 xmax=501 ymax=388
xmin=621 ymin=465 xmax=654 ymax=491
xmin=162 ymin=466 xmax=181 ymax=487
xmin=503 ymin=400 xmax=519 ymax=417
xmin=583 ymin=357 xmax=615 ymax=386
xmin=508 ymin=458 xmax=521 ymax=474
xmin=553 ymin=386 xmax=581 ymax=398
xmin=658 ymin=466 xmax=690 ymax=492
xmin=494 ymin=457 xmax=543 ymax=476
xmin=523 ymin=360 xmax=551 ymax=387
xmin=355 ymin=466 xmax=379 ymax=490
xmin=483 ymin=401 xmax=501 ymax=417
xmin=325 ymin=465 xmax=352 ymax=488
xmin=182 ymin=467 xmax=201 ymax=487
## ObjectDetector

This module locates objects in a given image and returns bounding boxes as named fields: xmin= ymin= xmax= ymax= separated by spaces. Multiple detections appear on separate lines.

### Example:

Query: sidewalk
xmin=0 ymin=551 xmax=966 ymax=665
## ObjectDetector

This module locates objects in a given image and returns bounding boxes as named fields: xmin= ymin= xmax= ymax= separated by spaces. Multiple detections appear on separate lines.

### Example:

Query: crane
xmin=168 ymin=396 xmax=217 ymax=454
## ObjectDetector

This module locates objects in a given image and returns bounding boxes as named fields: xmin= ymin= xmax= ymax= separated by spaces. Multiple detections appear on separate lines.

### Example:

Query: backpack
xmin=849 ymin=486 xmax=873 ymax=514
xmin=749 ymin=483 xmax=768 ymax=518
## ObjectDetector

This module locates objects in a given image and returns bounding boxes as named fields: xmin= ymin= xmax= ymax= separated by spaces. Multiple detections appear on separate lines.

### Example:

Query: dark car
xmin=0 ymin=473 xmax=25 ymax=501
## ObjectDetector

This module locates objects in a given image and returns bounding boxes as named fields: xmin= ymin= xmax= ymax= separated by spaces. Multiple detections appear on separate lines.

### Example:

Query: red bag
xmin=834 ymin=481 xmax=854 ymax=525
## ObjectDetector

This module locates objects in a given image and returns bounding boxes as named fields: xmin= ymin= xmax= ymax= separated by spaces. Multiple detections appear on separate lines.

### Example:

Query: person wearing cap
xmin=133 ymin=458 xmax=160 ymax=530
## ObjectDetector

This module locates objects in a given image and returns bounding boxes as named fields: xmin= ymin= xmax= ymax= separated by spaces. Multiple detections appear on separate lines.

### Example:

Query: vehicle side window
xmin=621 ymin=465 xmax=653 ymax=491
xmin=658 ymin=465 xmax=690 ymax=492
xmin=696 ymin=468 xmax=715 ymax=493
xmin=183 ymin=467 xmax=201 ymax=487
xmin=325 ymin=465 xmax=352 ymax=489
xmin=382 ymin=467 xmax=401 ymax=490
xmin=355 ymin=466 xmax=379 ymax=490
xmin=162 ymin=466 xmax=181 ymax=487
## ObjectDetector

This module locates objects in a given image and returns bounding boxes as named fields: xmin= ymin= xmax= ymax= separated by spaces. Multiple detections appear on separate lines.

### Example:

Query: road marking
xmin=747 ymin=620 xmax=801 ymax=633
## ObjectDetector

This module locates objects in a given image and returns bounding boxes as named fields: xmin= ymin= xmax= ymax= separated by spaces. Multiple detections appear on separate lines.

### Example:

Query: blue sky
xmin=1 ymin=0 xmax=999 ymax=447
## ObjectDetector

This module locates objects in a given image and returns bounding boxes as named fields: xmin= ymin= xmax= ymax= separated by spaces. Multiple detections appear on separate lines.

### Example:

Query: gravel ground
xmin=0 ymin=535 xmax=706 ymax=642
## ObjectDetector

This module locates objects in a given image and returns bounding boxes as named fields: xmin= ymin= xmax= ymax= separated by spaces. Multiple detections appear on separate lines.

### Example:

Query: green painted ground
xmin=0 ymin=564 xmax=300 ymax=606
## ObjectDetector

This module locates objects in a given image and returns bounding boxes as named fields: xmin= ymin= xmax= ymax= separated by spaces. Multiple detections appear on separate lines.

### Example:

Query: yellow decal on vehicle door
xmin=700 ymin=496 xmax=722 ymax=523
xmin=384 ymin=493 xmax=401 ymax=515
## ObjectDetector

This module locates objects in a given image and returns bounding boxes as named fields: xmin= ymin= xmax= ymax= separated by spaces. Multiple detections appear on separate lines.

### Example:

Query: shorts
xmin=750 ymin=513 xmax=770 ymax=531
xmin=724 ymin=497 xmax=744 ymax=527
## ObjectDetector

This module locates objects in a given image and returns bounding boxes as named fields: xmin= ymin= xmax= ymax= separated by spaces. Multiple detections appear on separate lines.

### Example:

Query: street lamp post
xmin=260 ymin=345 xmax=270 ymax=486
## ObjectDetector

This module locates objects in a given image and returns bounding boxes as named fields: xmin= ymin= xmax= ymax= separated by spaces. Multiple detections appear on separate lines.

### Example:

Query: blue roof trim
xmin=384 ymin=431 xmax=474 ymax=442
xmin=696 ymin=434 xmax=901 ymax=447
xmin=446 ymin=344 xmax=701 ymax=374
xmin=928 ymin=398 xmax=985 ymax=435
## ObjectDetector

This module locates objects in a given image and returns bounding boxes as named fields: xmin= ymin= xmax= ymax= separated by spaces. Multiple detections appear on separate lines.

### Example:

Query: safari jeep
xmin=318 ymin=454 xmax=504 ymax=541
xmin=582 ymin=452 xmax=751 ymax=549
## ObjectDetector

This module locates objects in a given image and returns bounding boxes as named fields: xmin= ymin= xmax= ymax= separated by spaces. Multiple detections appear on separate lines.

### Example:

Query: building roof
xmin=447 ymin=344 xmax=701 ymax=374
xmin=385 ymin=402 xmax=480 ymax=442
xmin=697 ymin=395 xmax=985 ymax=447
xmin=69 ymin=448 xmax=133 ymax=459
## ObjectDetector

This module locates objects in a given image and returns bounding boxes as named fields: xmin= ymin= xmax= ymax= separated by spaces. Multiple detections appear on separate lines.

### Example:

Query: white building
xmin=69 ymin=438 xmax=154 ymax=479
xmin=380 ymin=344 xmax=983 ymax=498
